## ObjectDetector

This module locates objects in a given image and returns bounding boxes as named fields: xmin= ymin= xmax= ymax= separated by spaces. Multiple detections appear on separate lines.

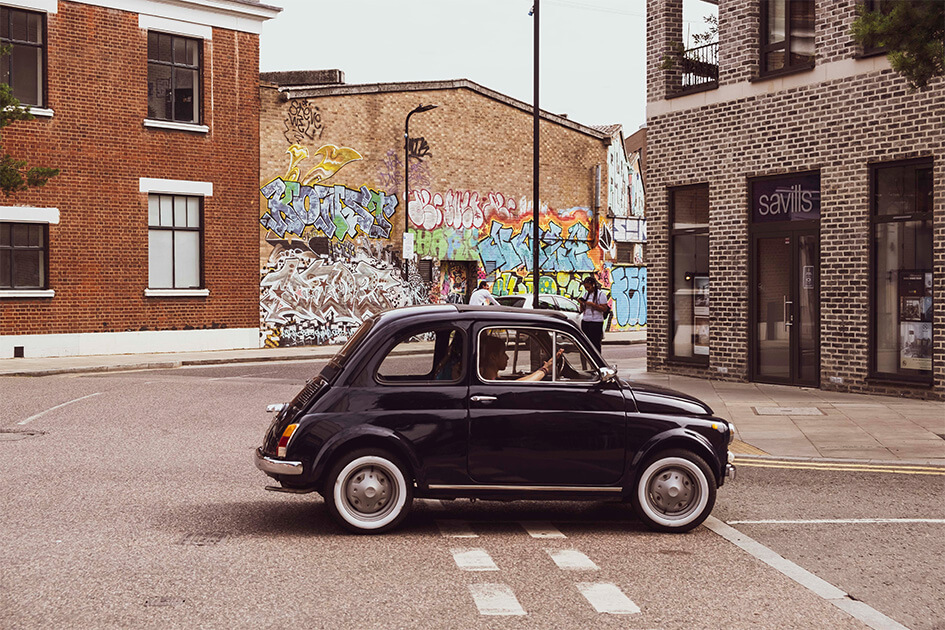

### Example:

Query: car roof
xmin=372 ymin=303 xmax=573 ymax=327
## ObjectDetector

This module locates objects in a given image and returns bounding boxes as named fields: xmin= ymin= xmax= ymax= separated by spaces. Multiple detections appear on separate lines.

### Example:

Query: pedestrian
xmin=469 ymin=281 xmax=499 ymax=306
xmin=578 ymin=275 xmax=608 ymax=352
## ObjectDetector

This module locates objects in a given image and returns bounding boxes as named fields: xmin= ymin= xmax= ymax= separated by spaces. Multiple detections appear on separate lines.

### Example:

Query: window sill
xmin=28 ymin=107 xmax=54 ymax=118
xmin=0 ymin=289 xmax=55 ymax=298
xmin=751 ymin=63 xmax=816 ymax=83
xmin=143 ymin=119 xmax=209 ymax=134
xmin=145 ymin=288 xmax=209 ymax=297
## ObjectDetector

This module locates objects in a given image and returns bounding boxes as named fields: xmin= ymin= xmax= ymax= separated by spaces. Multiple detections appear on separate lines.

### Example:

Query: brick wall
xmin=647 ymin=0 xmax=944 ymax=399
xmin=1 ymin=2 xmax=261 ymax=340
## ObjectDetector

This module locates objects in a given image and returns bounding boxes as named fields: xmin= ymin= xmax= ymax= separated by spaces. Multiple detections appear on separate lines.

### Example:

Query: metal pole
xmin=404 ymin=111 xmax=411 ymax=280
xmin=532 ymin=0 xmax=540 ymax=308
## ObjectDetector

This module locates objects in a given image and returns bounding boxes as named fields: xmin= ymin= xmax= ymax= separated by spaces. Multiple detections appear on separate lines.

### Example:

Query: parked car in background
xmin=254 ymin=305 xmax=735 ymax=535
xmin=496 ymin=293 xmax=583 ymax=325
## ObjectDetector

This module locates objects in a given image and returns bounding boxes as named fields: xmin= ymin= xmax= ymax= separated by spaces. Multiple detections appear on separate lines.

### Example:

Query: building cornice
xmin=274 ymin=78 xmax=610 ymax=141
xmin=63 ymin=0 xmax=281 ymax=34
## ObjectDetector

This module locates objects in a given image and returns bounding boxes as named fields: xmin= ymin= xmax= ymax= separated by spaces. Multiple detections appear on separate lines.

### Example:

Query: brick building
xmin=646 ymin=0 xmax=943 ymax=398
xmin=0 ymin=0 xmax=279 ymax=358
xmin=258 ymin=73 xmax=644 ymax=348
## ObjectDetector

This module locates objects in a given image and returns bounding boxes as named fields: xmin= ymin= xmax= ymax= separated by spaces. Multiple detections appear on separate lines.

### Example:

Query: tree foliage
xmin=852 ymin=0 xmax=945 ymax=90
xmin=0 ymin=44 xmax=59 ymax=195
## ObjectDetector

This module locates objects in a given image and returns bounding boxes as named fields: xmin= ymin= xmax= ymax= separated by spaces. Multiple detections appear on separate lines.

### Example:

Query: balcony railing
xmin=677 ymin=42 xmax=719 ymax=93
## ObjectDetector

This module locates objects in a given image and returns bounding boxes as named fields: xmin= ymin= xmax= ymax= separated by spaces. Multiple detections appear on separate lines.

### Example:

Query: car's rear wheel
xmin=324 ymin=449 xmax=413 ymax=534
xmin=632 ymin=449 xmax=716 ymax=533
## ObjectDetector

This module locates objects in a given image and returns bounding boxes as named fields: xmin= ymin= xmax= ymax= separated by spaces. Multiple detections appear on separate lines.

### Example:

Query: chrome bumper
xmin=725 ymin=450 xmax=736 ymax=481
xmin=254 ymin=447 xmax=303 ymax=476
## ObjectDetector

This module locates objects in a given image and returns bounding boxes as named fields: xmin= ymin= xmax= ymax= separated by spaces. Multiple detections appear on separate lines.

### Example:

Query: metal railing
xmin=679 ymin=42 xmax=719 ymax=90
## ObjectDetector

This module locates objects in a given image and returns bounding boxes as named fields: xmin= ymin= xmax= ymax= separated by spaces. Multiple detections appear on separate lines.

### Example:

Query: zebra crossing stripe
xmin=576 ymin=582 xmax=641 ymax=614
xmin=547 ymin=549 xmax=599 ymax=571
xmin=451 ymin=548 xmax=499 ymax=571
xmin=521 ymin=521 xmax=566 ymax=538
xmin=468 ymin=583 xmax=527 ymax=616
xmin=437 ymin=520 xmax=478 ymax=538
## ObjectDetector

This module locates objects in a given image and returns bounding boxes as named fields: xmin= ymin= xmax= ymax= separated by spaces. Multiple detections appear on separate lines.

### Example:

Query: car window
xmin=497 ymin=296 xmax=526 ymax=308
xmin=554 ymin=296 xmax=580 ymax=313
xmin=538 ymin=296 xmax=556 ymax=309
xmin=376 ymin=327 xmax=464 ymax=383
xmin=478 ymin=327 xmax=598 ymax=383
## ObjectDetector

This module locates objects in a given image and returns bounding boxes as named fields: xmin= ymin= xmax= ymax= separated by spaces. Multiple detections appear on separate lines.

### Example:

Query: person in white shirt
xmin=469 ymin=281 xmax=499 ymax=306
xmin=578 ymin=275 xmax=608 ymax=352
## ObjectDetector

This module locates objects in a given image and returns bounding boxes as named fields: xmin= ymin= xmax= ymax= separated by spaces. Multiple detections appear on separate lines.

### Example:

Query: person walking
xmin=578 ymin=275 xmax=608 ymax=352
xmin=469 ymin=281 xmax=500 ymax=306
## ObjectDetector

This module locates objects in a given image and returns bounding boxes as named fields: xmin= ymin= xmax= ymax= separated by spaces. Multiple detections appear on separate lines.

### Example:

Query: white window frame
xmin=0 ymin=205 xmax=57 ymax=298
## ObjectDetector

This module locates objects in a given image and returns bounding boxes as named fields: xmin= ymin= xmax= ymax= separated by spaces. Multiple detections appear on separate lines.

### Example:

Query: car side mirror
xmin=599 ymin=366 xmax=617 ymax=382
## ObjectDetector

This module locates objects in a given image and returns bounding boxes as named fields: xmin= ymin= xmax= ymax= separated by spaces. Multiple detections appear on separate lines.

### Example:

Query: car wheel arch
xmin=628 ymin=429 xmax=722 ymax=486
xmin=312 ymin=427 xmax=420 ymax=490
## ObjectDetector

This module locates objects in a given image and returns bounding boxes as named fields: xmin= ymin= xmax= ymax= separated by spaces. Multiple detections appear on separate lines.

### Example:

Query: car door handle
xmin=470 ymin=395 xmax=497 ymax=403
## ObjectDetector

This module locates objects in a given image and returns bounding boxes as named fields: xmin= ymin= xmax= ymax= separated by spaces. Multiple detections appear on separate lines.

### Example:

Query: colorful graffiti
xmin=611 ymin=266 xmax=647 ymax=328
xmin=283 ymin=99 xmax=322 ymax=144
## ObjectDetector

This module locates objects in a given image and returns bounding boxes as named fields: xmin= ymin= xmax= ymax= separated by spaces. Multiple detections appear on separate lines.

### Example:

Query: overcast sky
xmin=259 ymin=0 xmax=716 ymax=133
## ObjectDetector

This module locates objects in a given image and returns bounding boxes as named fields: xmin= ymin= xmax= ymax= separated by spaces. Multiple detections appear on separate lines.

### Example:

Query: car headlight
xmin=727 ymin=421 xmax=736 ymax=445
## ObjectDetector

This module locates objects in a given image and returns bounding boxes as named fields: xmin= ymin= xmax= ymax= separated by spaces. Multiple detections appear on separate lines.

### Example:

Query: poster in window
xmin=693 ymin=276 xmax=709 ymax=317
xmin=900 ymin=322 xmax=932 ymax=371
xmin=693 ymin=316 xmax=710 ymax=356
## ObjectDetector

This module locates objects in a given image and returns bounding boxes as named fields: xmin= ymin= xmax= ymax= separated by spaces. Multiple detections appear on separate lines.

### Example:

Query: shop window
xmin=147 ymin=31 xmax=200 ymax=123
xmin=0 ymin=222 xmax=46 ymax=289
xmin=871 ymin=160 xmax=933 ymax=383
xmin=670 ymin=185 xmax=709 ymax=363
xmin=0 ymin=7 xmax=45 ymax=107
xmin=760 ymin=0 xmax=815 ymax=76
xmin=148 ymin=194 xmax=202 ymax=289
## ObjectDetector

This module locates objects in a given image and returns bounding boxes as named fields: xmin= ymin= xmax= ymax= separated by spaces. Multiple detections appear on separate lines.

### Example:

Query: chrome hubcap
xmin=648 ymin=468 xmax=696 ymax=515
xmin=344 ymin=466 xmax=391 ymax=515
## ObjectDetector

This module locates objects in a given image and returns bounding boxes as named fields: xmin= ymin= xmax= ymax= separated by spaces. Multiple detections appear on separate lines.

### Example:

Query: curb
xmin=732 ymin=452 xmax=945 ymax=470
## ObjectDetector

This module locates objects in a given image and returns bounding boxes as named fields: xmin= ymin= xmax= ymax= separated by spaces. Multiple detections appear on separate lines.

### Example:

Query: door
xmin=467 ymin=326 xmax=627 ymax=487
xmin=752 ymin=231 xmax=820 ymax=386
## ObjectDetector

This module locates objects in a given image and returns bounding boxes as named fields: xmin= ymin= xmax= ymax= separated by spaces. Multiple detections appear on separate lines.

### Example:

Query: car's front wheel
xmin=324 ymin=449 xmax=413 ymax=534
xmin=632 ymin=449 xmax=716 ymax=533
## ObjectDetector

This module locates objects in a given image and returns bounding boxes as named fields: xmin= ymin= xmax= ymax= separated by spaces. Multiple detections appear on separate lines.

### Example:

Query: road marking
xmin=705 ymin=516 xmax=909 ymax=630
xmin=728 ymin=518 xmax=945 ymax=525
xmin=735 ymin=460 xmax=945 ymax=476
xmin=438 ymin=520 xmax=477 ymax=538
xmin=547 ymin=549 xmax=599 ymax=571
xmin=18 ymin=393 xmax=102 ymax=425
xmin=451 ymin=548 xmax=498 ymax=571
xmin=576 ymin=582 xmax=640 ymax=615
xmin=468 ymin=583 xmax=526 ymax=616
xmin=521 ymin=521 xmax=566 ymax=538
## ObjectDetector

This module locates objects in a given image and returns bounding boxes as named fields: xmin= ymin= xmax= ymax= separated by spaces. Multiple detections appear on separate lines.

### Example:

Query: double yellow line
xmin=733 ymin=457 xmax=945 ymax=476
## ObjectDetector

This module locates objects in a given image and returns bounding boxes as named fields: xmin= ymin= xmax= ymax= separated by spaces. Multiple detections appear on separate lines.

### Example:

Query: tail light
xmin=277 ymin=424 xmax=299 ymax=458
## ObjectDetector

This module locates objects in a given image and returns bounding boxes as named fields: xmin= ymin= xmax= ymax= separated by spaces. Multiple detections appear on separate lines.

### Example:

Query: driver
xmin=479 ymin=335 xmax=562 ymax=381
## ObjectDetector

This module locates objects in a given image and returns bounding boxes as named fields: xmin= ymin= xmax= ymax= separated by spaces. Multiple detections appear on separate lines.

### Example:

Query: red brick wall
xmin=0 ymin=1 xmax=260 ymax=337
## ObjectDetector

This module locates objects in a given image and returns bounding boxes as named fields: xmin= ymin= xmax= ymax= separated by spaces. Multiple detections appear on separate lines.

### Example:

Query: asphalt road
xmin=1 ymin=359 xmax=941 ymax=629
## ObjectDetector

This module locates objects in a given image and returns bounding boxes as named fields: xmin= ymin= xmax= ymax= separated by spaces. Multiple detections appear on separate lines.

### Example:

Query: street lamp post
xmin=403 ymin=103 xmax=437 ymax=279
xmin=531 ymin=1 xmax=540 ymax=308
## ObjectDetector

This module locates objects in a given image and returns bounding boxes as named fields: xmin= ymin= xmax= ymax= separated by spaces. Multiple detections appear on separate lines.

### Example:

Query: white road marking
xmin=576 ymin=582 xmax=641 ymax=615
xmin=437 ymin=520 xmax=477 ymax=538
xmin=521 ymin=521 xmax=566 ymax=538
xmin=547 ymin=549 xmax=599 ymax=571
xmin=451 ymin=548 xmax=498 ymax=571
xmin=468 ymin=583 xmax=526 ymax=616
xmin=705 ymin=516 xmax=909 ymax=630
xmin=18 ymin=393 xmax=102 ymax=425
xmin=728 ymin=518 xmax=945 ymax=525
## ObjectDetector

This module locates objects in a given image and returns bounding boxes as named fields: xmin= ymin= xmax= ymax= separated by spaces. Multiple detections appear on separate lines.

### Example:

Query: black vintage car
xmin=255 ymin=305 xmax=735 ymax=534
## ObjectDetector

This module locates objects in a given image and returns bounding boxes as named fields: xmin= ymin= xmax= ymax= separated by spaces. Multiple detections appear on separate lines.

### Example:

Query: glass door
xmin=752 ymin=231 xmax=819 ymax=386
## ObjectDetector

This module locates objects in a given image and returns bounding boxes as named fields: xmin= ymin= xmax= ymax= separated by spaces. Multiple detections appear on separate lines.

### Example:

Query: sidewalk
xmin=1 ymin=329 xmax=942 ymax=467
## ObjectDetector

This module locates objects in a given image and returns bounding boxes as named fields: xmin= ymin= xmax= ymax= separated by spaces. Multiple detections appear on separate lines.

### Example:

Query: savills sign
xmin=751 ymin=172 xmax=820 ymax=223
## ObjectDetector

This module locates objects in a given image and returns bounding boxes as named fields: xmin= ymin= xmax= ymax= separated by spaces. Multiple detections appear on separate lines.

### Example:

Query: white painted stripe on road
xmin=705 ymin=516 xmax=909 ymax=630
xmin=438 ymin=520 xmax=477 ymax=538
xmin=521 ymin=521 xmax=566 ymax=538
xmin=547 ymin=549 xmax=599 ymax=571
xmin=18 ymin=393 xmax=102 ymax=425
xmin=451 ymin=548 xmax=498 ymax=571
xmin=576 ymin=582 xmax=640 ymax=615
xmin=729 ymin=518 xmax=945 ymax=525
xmin=468 ymin=583 xmax=526 ymax=616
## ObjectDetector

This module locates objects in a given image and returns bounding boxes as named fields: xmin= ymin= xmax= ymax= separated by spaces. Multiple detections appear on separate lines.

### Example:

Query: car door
xmin=467 ymin=325 xmax=627 ymax=487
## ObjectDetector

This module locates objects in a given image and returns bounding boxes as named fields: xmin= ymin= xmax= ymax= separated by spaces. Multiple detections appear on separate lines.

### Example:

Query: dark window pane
xmin=916 ymin=168 xmax=933 ymax=214
xmin=148 ymin=63 xmax=172 ymax=119
xmin=12 ymin=249 xmax=40 ymax=287
xmin=10 ymin=44 xmax=40 ymax=105
xmin=0 ymin=250 xmax=9 ymax=287
xmin=185 ymin=39 xmax=198 ymax=66
xmin=1 ymin=9 xmax=9 ymax=39
xmin=11 ymin=223 xmax=29 ymax=247
xmin=875 ymin=163 xmax=931 ymax=216
xmin=28 ymin=224 xmax=42 ymax=246
xmin=26 ymin=12 xmax=40 ymax=43
xmin=789 ymin=0 xmax=814 ymax=64
xmin=148 ymin=31 xmax=159 ymax=61
xmin=0 ymin=222 xmax=9 ymax=246
xmin=10 ymin=8 xmax=27 ymax=41
xmin=672 ymin=186 xmax=709 ymax=229
xmin=766 ymin=0 xmax=785 ymax=44
xmin=173 ymin=68 xmax=195 ymax=122
xmin=157 ymin=33 xmax=172 ymax=62
xmin=173 ymin=36 xmax=187 ymax=65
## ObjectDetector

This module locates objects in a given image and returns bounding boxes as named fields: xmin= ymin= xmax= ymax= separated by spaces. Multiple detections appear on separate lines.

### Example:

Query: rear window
xmin=497 ymin=297 xmax=526 ymax=308
xmin=319 ymin=318 xmax=376 ymax=382
xmin=376 ymin=327 xmax=465 ymax=383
